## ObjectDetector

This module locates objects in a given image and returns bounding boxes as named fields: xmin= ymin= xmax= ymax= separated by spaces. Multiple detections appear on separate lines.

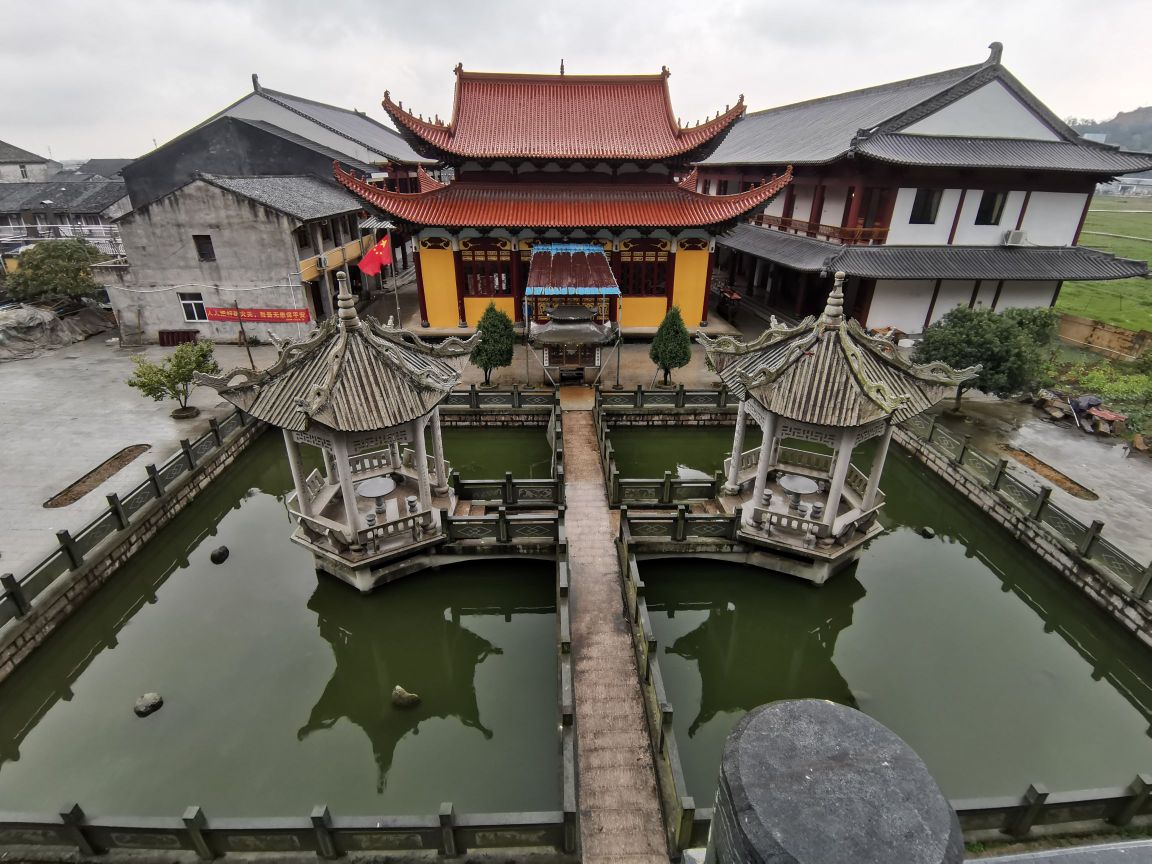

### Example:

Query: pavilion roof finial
xmin=335 ymin=271 xmax=360 ymax=331
xmin=821 ymin=271 xmax=846 ymax=326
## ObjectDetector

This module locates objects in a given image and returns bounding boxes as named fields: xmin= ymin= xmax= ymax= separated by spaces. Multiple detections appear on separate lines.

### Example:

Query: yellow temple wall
xmin=464 ymin=296 xmax=516 ymax=324
xmin=418 ymin=247 xmax=459 ymax=328
xmin=671 ymin=247 xmax=710 ymax=326
xmin=618 ymin=297 xmax=668 ymax=328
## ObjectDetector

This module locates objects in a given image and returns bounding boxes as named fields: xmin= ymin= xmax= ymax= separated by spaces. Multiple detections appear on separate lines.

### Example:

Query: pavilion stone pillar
xmin=823 ymin=428 xmax=855 ymax=529
xmin=322 ymin=447 xmax=336 ymax=484
xmin=331 ymin=433 xmax=362 ymax=540
xmin=706 ymin=700 xmax=963 ymax=864
xmin=390 ymin=442 xmax=402 ymax=471
xmin=863 ymin=422 xmax=895 ymax=509
xmin=430 ymin=407 xmax=449 ymax=495
xmin=282 ymin=429 xmax=312 ymax=518
xmin=413 ymin=416 xmax=432 ymax=509
xmin=749 ymin=410 xmax=777 ymax=515
xmin=723 ymin=400 xmax=749 ymax=494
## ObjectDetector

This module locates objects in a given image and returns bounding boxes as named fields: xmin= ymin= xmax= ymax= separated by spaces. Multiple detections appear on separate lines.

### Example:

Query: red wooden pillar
xmin=414 ymin=244 xmax=429 ymax=327
xmin=807 ymin=184 xmax=826 ymax=232
xmin=452 ymin=249 xmax=467 ymax=327
xmin=1014 ymin=191 xmax=1032 ymax=231
xmin=610 ymin=248 xmax=621 ymax=322
xmin=947 ymin=189 xmax=968 ymax=245
xmin=665 ymin=243 xmax=677 ymax=312
xmin=510 ymin=246 xmax=523 ymax=324
xmin=843 ymin=185 xmax=864 ymax=240
xmin=781 ymin=184 xmax=796 ymax=222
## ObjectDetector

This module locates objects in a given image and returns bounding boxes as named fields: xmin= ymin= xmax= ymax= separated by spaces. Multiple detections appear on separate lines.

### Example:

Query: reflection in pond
xmin=0 ymin=433 xmax=559 ymax=817
xmin=625 ymin=429 xmax=1152 ymax=803
xmin=441 ymin=427 xmax=553 ymax=479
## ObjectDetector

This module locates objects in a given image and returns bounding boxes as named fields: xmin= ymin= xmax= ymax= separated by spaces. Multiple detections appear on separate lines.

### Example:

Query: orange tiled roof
xmin=383 ymin=67 xmax=745 ymax=161
xmin=334 ymin=163 xmax=793 ymax=229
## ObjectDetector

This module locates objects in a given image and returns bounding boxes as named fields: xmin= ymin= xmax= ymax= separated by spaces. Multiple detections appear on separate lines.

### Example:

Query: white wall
xmin=902 ymin=80 xmax=1061 ymax=140
xmin=820 ymin=187 xmax=847 ymax=226
xmin=762 ymin=192 xmax=787 ymax=218
xmin=928 ymin=280 xmax=975 ymax=325
xmin=867 ymin=279 xmax=934 ymax=333
xmin=951 ymin=190 xmax=1028 ymax=245
xmin=996 ymin=280 xmax=1057 ymax=310
xmin=886 ymin=187 xmax=962 ymax=245
xmin=973 ymin=280 xmax=998 ymax=309
xmin=1020 ymin=192 xmax=1088 ymax=246
xmin=791 ymin=187 xmax=814 ymax=223
xmin=0 ymin=161 xmax=60 ymax=181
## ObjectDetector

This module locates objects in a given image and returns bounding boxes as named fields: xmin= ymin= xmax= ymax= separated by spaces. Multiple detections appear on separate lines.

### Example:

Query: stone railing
xmin=0 ymin=409 xmax=254 ymax=635
xmin=901 ymin=413 xmax=1151 ymax=596
xmin=442 ymin=385 xmax=558 ymax=410
xmin=620 ymin=506 xmax=740 ymax=544
xmin=596 ymin=383 xmax=734 ymax=411
xmin=617 ymin=521 xmax=710 ymax=853
xmin=443 ymin=508 xmax=564 ymax=545
xmin=449 ymin=407 xmax=565 ymax=507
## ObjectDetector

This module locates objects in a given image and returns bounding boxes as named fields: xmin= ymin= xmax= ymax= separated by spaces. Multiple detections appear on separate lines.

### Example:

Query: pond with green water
xmin=0 ymin=432 xmax=559 ymax=818
xmin=609 ymin=425 xmax=1152 ymax=803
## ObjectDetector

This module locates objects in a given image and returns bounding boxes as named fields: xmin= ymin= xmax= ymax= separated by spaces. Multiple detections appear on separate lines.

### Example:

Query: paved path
xmin=563 ymin=402 xmax=668 ymax=864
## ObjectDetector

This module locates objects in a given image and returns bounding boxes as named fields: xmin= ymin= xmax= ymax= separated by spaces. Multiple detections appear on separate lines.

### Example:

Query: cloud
xmin=2 ymin=0 xmax=1148 ymax=158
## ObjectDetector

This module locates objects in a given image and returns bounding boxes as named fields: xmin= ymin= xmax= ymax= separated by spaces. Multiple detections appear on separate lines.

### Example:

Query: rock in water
xmin=392 ymin=685 xmax=421 ymax=708
xmin=210 ymin=546 xmax=229 ymax=564
xmin=134 ymin=692 xmax=163 ymax=717
xmin=919 ymin=526 xmax=936 ymax=539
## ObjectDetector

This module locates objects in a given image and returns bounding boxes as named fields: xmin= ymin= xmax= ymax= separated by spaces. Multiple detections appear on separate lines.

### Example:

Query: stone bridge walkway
xmin=562 ymin=394 xmax=668 ymax=864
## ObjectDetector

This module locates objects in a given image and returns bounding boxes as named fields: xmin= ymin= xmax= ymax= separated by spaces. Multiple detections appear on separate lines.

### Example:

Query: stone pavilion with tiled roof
xmin=197 ymin=272 xmax=477 ymax=590
xmin=334 ymin=64 xmax=793 ymax=338
xmin=699 ymin=271 xmax=976 ymax=583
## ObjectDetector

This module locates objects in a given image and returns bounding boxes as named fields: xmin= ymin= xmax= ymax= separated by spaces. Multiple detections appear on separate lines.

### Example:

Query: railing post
xmin=183 ymin=805 xmax=213 ymax=860
xmin=730 ymin=507 xmax=743 ymax=540
xmin=1029 ymin=485 xmax=1052 ymax=520
xmin=1 ymin=573 xmax=29 ymax=617
xmin=634 ymin=384 xmax=643 ymax=408
xmin=662 ymin=470 xmax=673 ymax=505
xmin=1006 ymin=782 xmax=1048 ymax=837
xmin=954 ymin=434 xmax=971 ymax=465
xmin=718 ymin=383 xmax=728 ymax=407
xmin=512 ymin=383 xmax=521 ymax=409
xmin=674 ymin=504 xmax=687 ymax=542
xmin=1111 ymin=774 xmax=1152 ymax=826
xmin=991 ymin=458 xmax=1009 ymax=490
xmin=57 ymin=529 xmax=84 ymax=570
xmin=449 ymin=469 xmax=461 ymax=495
xmin=504 ymin=471 xmax=514 ymax=505
xmin=147 ymin=463 xmax=165 ymax=497
xmin=675 ymin=383 xmax=685 ymax=408
xmin=180 ymin=437 xmax=196 ymax=470
xmin=59 ymin=803 xmax=96 ymax=856
xmin=311 ymin=805 xmax=338 ymax=859
xmin=106 ymin=492 xmax=129 ymax=530
xmin=209 ymin=417 xmax=223 ymax=446
xmin=439 ymin=508 xmax=451 ymax=541
xmin=1136 ymin=564 xmax=1152 ymax=602
xmin=676 ymin=796 xmax=697 ymax=852
xmin=439 ymin=802 xmax=458 ymax=857
xmin=469 ymin=383 xmax=479 ymax=409
xmin=610 ymin=466 xmax=619 ymax=506
xmin=1078 ymin=519 xmax=1105 ymax=557
xmin=497 ymin=506 xmax=510 ymax=543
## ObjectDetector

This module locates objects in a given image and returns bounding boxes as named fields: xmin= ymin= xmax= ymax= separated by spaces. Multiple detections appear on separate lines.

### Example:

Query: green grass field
xmin=1055 ymin=196 xmax=1152 ymax=332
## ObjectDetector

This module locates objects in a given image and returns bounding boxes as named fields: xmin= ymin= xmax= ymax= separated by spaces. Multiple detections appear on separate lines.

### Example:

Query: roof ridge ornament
xmin=986 ymin=41 xmax=1003 ymax=65
xmin=335 ymin=271 xmax=361 ymax=331
xmin=820 ymin=271 xmax=846 ymax=326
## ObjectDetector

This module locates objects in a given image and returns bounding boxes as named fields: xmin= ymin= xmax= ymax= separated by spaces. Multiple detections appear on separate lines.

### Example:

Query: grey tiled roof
xmin=234 ymin=119 xmax=375 ymax=173
xmin=258 ymin=88 xmax=434 ymax=165
xmin=75 ymin=158 xmax=134 ymax=178
xmin=198 ymin=174 xmax=363 ymax=221
xmin=857 ymin=133 xmax=1152 ymax=174
xmin=0 ymin=139 xmax=50 ymax=164
xmin=700 ymin=64 xmax=981 ymax=166
xmin=719 ymin=223 xmax=1150 ymax=281
xmin=0 ymin=179 xmax=127 ymax=215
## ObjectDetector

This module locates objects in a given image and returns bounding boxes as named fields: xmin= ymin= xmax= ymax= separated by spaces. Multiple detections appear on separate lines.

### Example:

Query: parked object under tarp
xmin=0 ymin=303 xmax=114 ymax=361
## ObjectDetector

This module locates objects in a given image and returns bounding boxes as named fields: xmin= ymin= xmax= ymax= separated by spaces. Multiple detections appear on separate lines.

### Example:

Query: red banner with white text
xmin=205 ymin=307 xmax=311 ymax=323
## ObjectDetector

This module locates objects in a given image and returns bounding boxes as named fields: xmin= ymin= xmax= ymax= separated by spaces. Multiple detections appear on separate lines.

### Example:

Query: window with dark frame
xmin=974 ymin=190 xmax=1008 ymax=226
xmin=716 ymin=180 xmax=730 ymax=195
xmin=701 ymin=179 xmax=711 ymax=195
xmin=193 ymin=234 xmax=215 ymax=262
xmin=179 ymin=292 xmax=208 ymax=322
xmin=909 ymin=188 xmax=943 ymax=225
xmin=460 ymin=239 xmax=513 ymax=297
xmin=319 ymin=220 xmax=332 ymax=244
xmin=615 ymin=240 xmax=669 ymax=297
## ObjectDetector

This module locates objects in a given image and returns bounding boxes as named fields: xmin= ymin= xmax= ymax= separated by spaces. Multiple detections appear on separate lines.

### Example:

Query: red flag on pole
xmin=357 ymin=235 xmax=393 ymax=276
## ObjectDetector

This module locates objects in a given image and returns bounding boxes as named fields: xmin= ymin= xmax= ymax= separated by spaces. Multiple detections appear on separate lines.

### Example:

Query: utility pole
xmin=233 ymin=300 xmax=256 ymax=370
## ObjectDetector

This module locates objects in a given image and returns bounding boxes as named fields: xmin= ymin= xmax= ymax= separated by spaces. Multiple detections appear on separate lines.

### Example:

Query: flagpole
xmin=387 ymin=227 xmax=401 ymax=328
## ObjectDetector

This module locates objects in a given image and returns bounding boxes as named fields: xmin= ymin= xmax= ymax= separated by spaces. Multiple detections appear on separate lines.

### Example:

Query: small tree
xmin=650 ymin=305 xmax=692 ymax=385
xmin=914 ymin=306 xmax=1045 ymax=411
xmin=6 ymin=238 xmax=105 ymax=301
xmin=470 ymin=302 xmax=515 ymax=385
xmin=127 ymin=340 xmax=221 ymax=416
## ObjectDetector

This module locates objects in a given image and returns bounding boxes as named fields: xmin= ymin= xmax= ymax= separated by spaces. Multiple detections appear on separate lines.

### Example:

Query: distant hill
xmin=1071 ymin=108 xmax=1152 ymax=178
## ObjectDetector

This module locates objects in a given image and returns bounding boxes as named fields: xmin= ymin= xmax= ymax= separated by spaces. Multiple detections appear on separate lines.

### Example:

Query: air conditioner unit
xmin=1002 ymin=229 xmax=1027 ymax=246
xmin=316 ymin=253 xmax=330 ymax=269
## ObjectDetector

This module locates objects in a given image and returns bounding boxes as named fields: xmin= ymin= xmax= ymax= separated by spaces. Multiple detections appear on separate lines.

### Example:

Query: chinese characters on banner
xmin=205 ymin=307 xmax=311 ymax=323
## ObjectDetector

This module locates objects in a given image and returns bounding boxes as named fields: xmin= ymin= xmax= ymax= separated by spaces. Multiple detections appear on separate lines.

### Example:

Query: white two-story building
xmin=697 ymin=43 xmax=1152 ymax=334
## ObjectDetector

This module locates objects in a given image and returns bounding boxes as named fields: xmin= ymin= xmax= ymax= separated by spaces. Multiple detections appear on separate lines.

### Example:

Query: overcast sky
xmin=5 ymin=0 xmax=1149 ymax=160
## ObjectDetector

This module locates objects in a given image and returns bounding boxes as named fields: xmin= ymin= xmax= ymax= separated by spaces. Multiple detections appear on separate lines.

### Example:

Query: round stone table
xmin=777 ymin=473 xmax=820 ymax=509
xmin=355 ymin=476 xmax=397 ymax=513
xmin=708 ymin=699 xmax=963 ymax=864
